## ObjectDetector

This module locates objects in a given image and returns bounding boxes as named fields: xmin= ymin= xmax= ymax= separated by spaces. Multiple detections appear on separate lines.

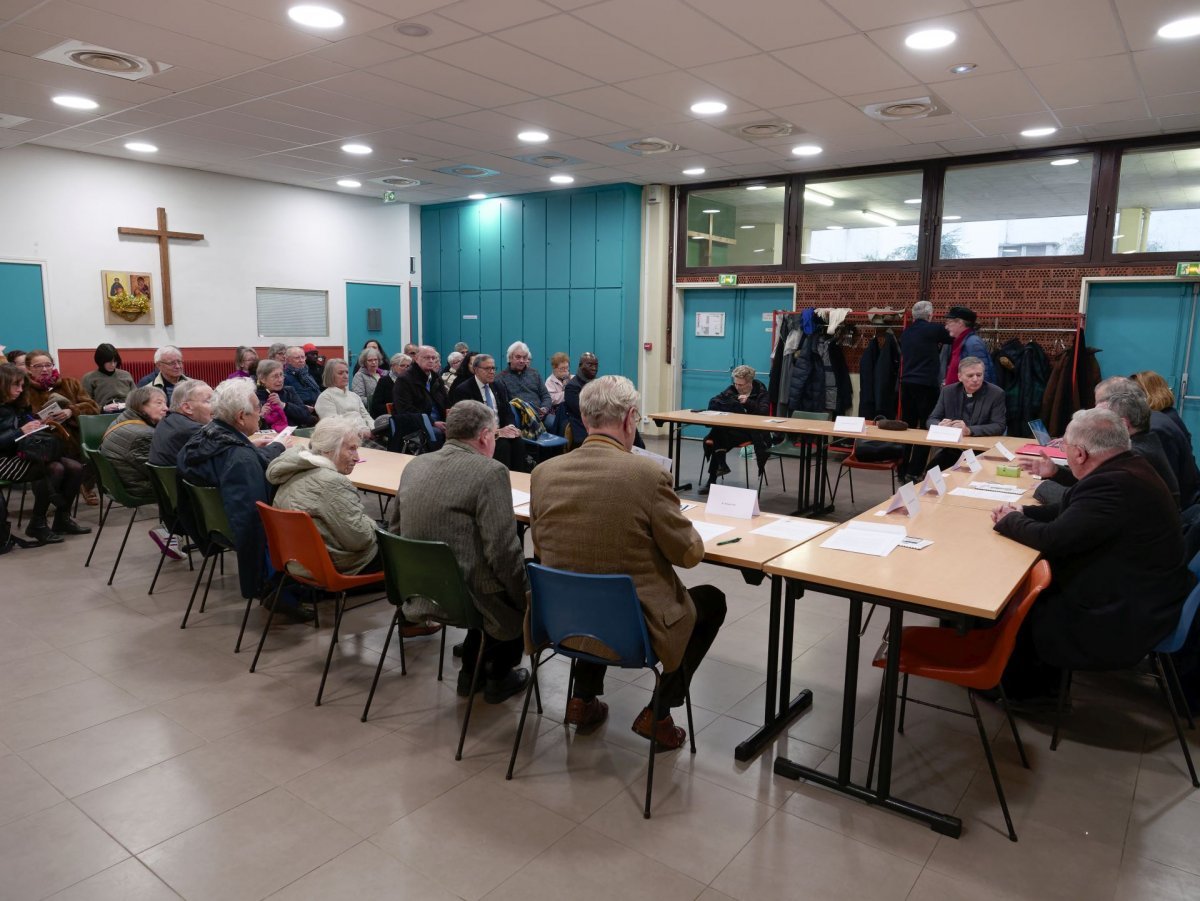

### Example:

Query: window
xmin=940 ymin=155 xmax=1094 ymax=260
xmin=256 ymin=287 xmax=328 ymax=337
xmin=685 ymin=184 xmax=785 ymax=267
xmin=1112 ymin=145 xmax=1200 ymax=255
xmin=800 ymin=171 xmax=923 ymax=264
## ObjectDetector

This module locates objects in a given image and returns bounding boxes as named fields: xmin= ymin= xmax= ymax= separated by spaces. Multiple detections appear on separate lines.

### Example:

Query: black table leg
xmin=812 ymin=436 xmax=834 ymax=515
xmin=671 ymin=422 xmax=692 ymax=492
xmin=735 ymin=575 xmax=813 ymax=762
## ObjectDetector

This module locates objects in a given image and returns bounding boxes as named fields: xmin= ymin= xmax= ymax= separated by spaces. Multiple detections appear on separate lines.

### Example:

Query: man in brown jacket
xmin=530 ymin=375 xmax=726 ymax=750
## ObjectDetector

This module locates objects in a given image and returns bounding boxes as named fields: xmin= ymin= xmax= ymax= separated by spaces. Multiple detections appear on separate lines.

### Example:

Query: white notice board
xmin=695 ymin=312 xmax=726 ymax=337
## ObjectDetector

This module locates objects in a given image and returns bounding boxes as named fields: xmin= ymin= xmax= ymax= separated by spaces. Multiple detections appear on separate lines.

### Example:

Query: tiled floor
xmin=2 ymin=437 xmax=1199 ymax=900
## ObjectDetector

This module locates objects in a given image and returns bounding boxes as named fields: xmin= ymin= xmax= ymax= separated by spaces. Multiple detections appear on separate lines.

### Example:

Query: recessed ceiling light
xmin=745 ymin=185 xmax=766 ymax=191
xmin=702 ymin=208 xmax=720 ymax=214
xmin=287 ymin=5 xmax=344 ymax=28
xmin=341 ymin=143 xmax=372 ymax=154
xmin=550 ymin=174 xmax=574 ymax=184
xmin=336 ymin=178 xmax=361 ymax=187
xmin=904 ymin=198 xmax=922 ymax=204
xmin=791 ymin=144 xmax=822 ymax=156
xmin=1020 ymin=127 xmax=1057 ymax=138
xmin=690 ymin=100 xmax=727 ymax=115
xmin=826 ymin=225 xmax=843 ymax=230
xmin=124 ymin=141 xmax=157 ymax=153
xmin=468 ymin=193 xmax=487 ymax=200
xmin=394 ymin=22 xmax=432 ymax=37
xmin=861 ymin=209 xmax=896 ymax=226
xmin=740 ymin=225 xmax=755 ymax=229
xmin=948 ymin=63 xmax=976 ymax=75
xmin=682 ymin=167 xmax=706 ymax=176
xmin=1051 ymin=157 xmax=1080 ymax=166
xmin=1158 ymin=16 xmax=1200 ymax=39
xmin=52 ymin=94 xmax=98 ymax=110
xmin=518 ymin=130 xmax=549 ymax=143
xmin=804 ymin=189 xmax=834 ymax=207
xmin=905 ymin=28 xmax=956 ymax=50
xmin=942 ymin=215 xmax=962 ymax=221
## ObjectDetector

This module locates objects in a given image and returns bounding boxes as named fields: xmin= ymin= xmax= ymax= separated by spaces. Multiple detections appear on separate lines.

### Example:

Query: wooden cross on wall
xmin=117 ymin=208 xmax=204 ymax=326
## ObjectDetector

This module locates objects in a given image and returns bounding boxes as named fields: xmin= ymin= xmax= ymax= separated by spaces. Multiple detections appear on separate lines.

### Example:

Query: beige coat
xmin=530 ymin=433 xmax=703 ymax=670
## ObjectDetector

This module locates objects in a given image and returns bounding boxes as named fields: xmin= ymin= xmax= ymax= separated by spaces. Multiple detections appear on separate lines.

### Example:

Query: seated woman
xmin=370 ymin=352 xmax=411 ymax=419
xmin=0 ymin=363 xmax=89 ymax=545
xmin=927 ymin=355 xmax=1006 ymax=470
xmin=353 ymin=339 xmax=387 ymax=372
xmin=254 ymin=359 xmax=315 ymax=432
xmin=700 ymin=364 xmax=770 ymax=494
xmin=1134 ymin=370 xmax=1193 ymax=444
xmin=315 ymin=357 xmax=382 ymax=447
xmin=99 ymin=385 xmax=167 ymax=502
xmin=81 ymin=343 xmax=136 ymax=412
xmin=266 ymin=414 xmax=381 ymax=576
xmin=25 ymin=348 xmax=101 ymax=505
xmin=350 ymin=347 xmax=383 ymax=407
xmin=227 ymin=345 xmax=259 ymax=381
xmin=544 ymin=351 xmax=570 ymax=435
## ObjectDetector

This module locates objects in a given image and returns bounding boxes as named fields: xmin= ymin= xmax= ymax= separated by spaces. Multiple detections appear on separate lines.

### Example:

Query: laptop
xmin=1016 ymin=418 xmax=1067 ymax=459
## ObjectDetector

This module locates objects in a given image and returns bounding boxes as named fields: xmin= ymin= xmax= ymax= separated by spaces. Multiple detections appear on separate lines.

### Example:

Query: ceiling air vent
xmin=375 ymin=176 xmax=422 ymax=188
xmin=724 ymin=120 xmax=796 ymax=140
xmin=608 ymin=137 xmax=681 ymax=156
xmin=860 ymin=95 xmax=948 ymax=122
xmin=35 ymin=40 xmax=171 ymax=81
xmin=435 ymin=165 xmax=499 ymax=178
xmin=513 ymin=152 xmax=584 ymax=168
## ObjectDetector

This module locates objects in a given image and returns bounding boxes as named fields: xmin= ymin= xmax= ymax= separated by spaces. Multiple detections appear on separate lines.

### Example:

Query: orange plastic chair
xmin=250 ymin=502 xmax=385 ymax=705
xmin=866 ymin=560 xmax=1051 ymax=842
xmin=831 ymin=443 xmax=902 ymax=503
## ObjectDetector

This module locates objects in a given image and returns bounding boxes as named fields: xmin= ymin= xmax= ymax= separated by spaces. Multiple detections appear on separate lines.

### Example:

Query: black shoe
xmin=715 ymin=460 xmax=732 ymax=478
xmin=698 ymin=483 xmax=711 ymax=496
xmin=452 ymin=641 xmax=464 ymax=659
xmin=51 ymin=516 xmax=91 ymax=536
xmin=25 ymin=522 xmax=64 ymax=545
xmin=278 ymin=600 xmax=316 ymax=624
xmin=485 ymin=667 xmax=530 ymax=704
xmin=456 ymin=668 xmax=484 ymax=698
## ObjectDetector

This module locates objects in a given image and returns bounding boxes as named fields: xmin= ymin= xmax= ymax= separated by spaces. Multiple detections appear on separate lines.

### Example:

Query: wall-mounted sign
xmin=695 ymin=311 xmax=726 ymax=337
xmin=718 ymin=273 xmax=738 ymax=286
xmin=1178 ymin=262 xmax=1200 ymax=277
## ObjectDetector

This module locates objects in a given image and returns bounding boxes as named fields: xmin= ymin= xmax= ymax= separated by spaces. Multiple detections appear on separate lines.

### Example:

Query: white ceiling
xmin=1 ymin=0 xmax=1199 ymax=204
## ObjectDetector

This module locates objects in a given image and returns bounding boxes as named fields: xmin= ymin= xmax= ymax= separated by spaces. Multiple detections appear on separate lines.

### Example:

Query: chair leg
xmin=1162 ymin=654 xmax=1195 ymax=730
xmin=456 ymin=636 xmax=488 ymax=761
xmin=866 ymin=675 xmax=887 ymax=791
xmin=532 ymin=662 xmax=543 ymax=715
xmin=969 ymin=689 xmax=1018 ymax=842
xmin=644 ymin=670 xmax=663 ymax=819
xmin=1050 ymin=669 xmax=1072 ymax=751
xmin=778 ymin=456 xmax=786 ymax=494
xmin=1152 ymin=654 xmax=1200 ymax=787
xmin=437 ymin=626 xmax=447 ymax=682
xmin=249 ymin=575 xmax=287 ymax=672
xmin=858 ymin=603 xmax=878 ymax=637
xmin=682 ymin=663 xmax=696 ymax=754
xmin=234 ymin=576 xmax=259 ymax=654
xmin=506 ymin=650 xmax=541 ymax=779
xmin=147 ymin=531 xmax=171 ymax=596
xmin=997 ymin=683 xmax=1031 ymax=769
xmin=566 ymin=658 xmax=576 ymax=705
xmin=315 ymin=592 xmax=347 ymax=706
xmin=831 ymin=464 xmax=845 ymax=503
xmin=198 ymin=550 xmax=219 ymax=613
xmin=84 ymin=495 xmax=110 ymax=568
xmin=898 ymin=673 xmax=909 ymax=735
xmin=179 ymin=553 xmax=212 ymax=629
xmin=362 ymin=608 xmax=401 ymax=722
xmin=848 ymin=467 xmax=856 ymax=504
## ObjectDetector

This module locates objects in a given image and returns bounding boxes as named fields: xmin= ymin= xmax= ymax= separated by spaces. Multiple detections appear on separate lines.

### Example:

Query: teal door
xmin=0 ymin=262 xmax=48 ymax=352
xmin=1086 ymin=280 xmax=1200 ymax=453
xmin=346 ymin=282 xmax=402 ymax=369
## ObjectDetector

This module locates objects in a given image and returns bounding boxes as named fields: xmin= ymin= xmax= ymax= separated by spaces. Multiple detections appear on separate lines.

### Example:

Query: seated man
xmin=531 ymin=375 xmax=727 ymax=748
xmin=448 ymin=353 xmax=523 ymax=470
xmin=562 ymin=352 xmax=598 ymax=443
xmin=389 ymin=400 xmax=529 ymax=703
xmin=283 ymin=345 xmax=321 ymax=408
xmin=992 ymin=408 xmax=1190 ymax=701
xmin=136 ymin=345 xmax=189 ymax=404
xmin=149 ymin=379 xmax=213 ymax=467
xmin=700 ymin=364 xmax=770 ymax=494
xmin=177 ymin=379 xmax=290 ymax=603
xmin=927 ymin=355 xmax=1006 ymax=471
xmin=497 ymin=341 xmax=552 ymax=421
xmin=391 ymin=344 xmax=448 ymax=451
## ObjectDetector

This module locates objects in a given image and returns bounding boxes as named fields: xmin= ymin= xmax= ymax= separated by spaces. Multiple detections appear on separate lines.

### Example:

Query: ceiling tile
xmin=0 ymin=0 xmax=48 ymax=19
xmin=773 ymin=34 xmax=920 ymax=97
xmin=138 ymin=66 xmax=221 ymax=93
xmin=967 ymin=111 xmax=1066 ymax=135
xmin=1081 ymin=118 xmax=1160 ymax=138
xmin=683 ymin=0 xmax=857 ymax=51
xmin=233 ymin=98 xmax=375 ymax=138
xmin=1026 ymin=54 xmax=1141 ymax=108
xmin=0 ymin=50 xmax=172 ymax=104
xmin=1132 ymin=45 xmax=1200 ymax=97
xmin=535 ymin=137 xmax=651 ymax=165
xmin=771 ymin=98 xmax=894 ymax=137
xmin=496 ymin=15 xmax=673 ymax=83
xmin=929 ymin=70 xmax=1049 ymax=119
xmin=438 ymin=0 xmax=558 ymax=31
xmin=979 ymin=0 xmax=1127 ymax=67
xmin=168 ymin=84 xmax=254 ymax=108
xmin=428 ymin=36 xmax=600 ymax=95
xmin=652 ymin=121 xmax=754 ymax=153
xmin=870 ymin=11 xmax=1018 ymax=83
xmin=369 ymin=54 xmax=535 ymax=107
xmin=712 ymin=145 xmax=792 ymax=165
xmin=215 ymin=70 xmax=301 ymax=96
xmin=824 ymin=0 xmax=969 ymax=30
xmin=616 ymin=69 xmax=756 ymax=117
xmin=368 ymin=15 xmax=480 ymax=51
xmin=492 ymin=99 xmax=626 ymax=138
xmin=272 ymin=86 xmax=425 ymax=129
xmin=886 ymin=117 xmax=982 ymax=142
xmin=311 ymin=35 xmax=412 ymax=69
xmin=259 ymin=56 xmax=353 ymax=85
xmin=1113 ymin=0 xmax=1199 ymax=51
xmin=351 ymin=0 xmax=463 ymax=17
xmin=937 ymin=133 xmax=1015 ymax=153
xmin=1160 ymin=113 xmax=1200 ymax=133
xmin=321 ymin=70 xmax=477 ymax=119
xmin=555 ymin=84 xmax=689 ymax=129
xmin=688 ymin=55 xmax=831 ymax=110
xmin=203 ymin=0 xmax=398 ymax=38
xmin=1148 ymin=92 xmax=1200 ymax=118
xmin=0 ymin=23 xmax=64 ymax=56
xmin=440 ymin=108 xmax=557 ymax=140
xmin=577 ymin=0 xmax=759 ymax=68
xmin=1056 ymin=98 xmax=1151 ymax=126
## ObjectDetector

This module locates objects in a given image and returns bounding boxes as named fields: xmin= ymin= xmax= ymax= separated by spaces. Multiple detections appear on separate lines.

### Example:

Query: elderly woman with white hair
xmin=351 ymin=347 xmax=384 ymax=407
xmin=498 ymin=340 xmax=552 ymax=419
xmin=266 ymin=414 xmax=381 ymax=575
xmin=315 ymin=357 xmax=385 ymax=447
xmin=700 ymin=364 xmax=770 ymax=494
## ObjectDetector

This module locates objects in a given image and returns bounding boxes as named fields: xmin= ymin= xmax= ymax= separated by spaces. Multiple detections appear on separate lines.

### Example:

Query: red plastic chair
xmin=250 ymin=502 xmax=385 ymax=705
xmin=831 ymin=443 xmax=901 ymax=503
xmin=866 ymin=560 xmax=1052 ymax=842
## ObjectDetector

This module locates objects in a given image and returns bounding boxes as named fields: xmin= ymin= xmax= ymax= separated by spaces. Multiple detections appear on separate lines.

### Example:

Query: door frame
xmin=344 ymin=278 xmax=408 ymax=361
xmin=1078 ymin=275 xmax=1198 ymax=315
xmin=670 ymin=282 xmax=796 ymax=410
xmin=1 ymin=256 xmax=54 ymax=355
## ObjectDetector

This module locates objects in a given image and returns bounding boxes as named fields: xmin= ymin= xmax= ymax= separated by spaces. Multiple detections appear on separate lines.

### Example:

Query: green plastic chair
xmin=83 ymin=449 xmax=153 ymax=586
xmin=144 ymin=463 xmax=193 ymax=595
xmin=291 ymin=427 xmax=315 ymax=439
xmin=0 ymin=479 xmax=28 ymax=527
xmin=179 ymin=480 xmax=238 ymax=640
xmin=78 ymin=413 xmax=118 ymax=453
xmin=758 ymin=410 xmax=832 ymax=494
xmin=361 ymin=530 xmax=525 ymax=760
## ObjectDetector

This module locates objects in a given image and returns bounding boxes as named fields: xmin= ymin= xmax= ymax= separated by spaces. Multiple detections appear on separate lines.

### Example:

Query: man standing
xmin=942 ymin=306 xmax=996 ymax=386
xmin=531 ymin=376 xmax=726 ymax=748
xmin=899 ymin=301 xmax=951 ymax=479
xmin=448 ymin=353 xmax=524 ymax=470
xmin=137 ymin=345 xmax=189 ymax=404
xmin=392 ymin=345 xmax=448 ymax=449
xmin=284 ymin=346 xmax=321 ymax=408
xmin=389 ymin=400 xmax=529 ymax=703
xmin=498 ymin=341 xmax=552 ymax=420
xmin=993 ymin=408 xmax=1189 ymax=701
xmin=562 ymin=352 xmax=598 ymax=442
xmin=149 ymin=380 xmax=213 ymax=466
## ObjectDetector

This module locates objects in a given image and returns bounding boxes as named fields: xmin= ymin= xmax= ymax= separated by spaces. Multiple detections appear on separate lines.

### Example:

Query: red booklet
xmin=1016 ymin=443 xmax=1067 ymax=459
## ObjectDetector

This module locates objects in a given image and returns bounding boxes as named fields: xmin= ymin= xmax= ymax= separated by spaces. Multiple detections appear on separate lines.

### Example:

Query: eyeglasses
xmin=28 ymin=361 xmax=54 ymax=370
xmin=160 ymin=359 xmax=184 ymax=367
xmin=476 ymin=365 xmax=496 ymax=371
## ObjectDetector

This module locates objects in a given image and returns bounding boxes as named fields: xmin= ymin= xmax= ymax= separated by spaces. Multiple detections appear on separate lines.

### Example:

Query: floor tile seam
xmin=776 ymin=802 xmax=933 ymax=875
xmin=0 ymin=666 xmax=97 ymax=707
xmin=5 ymin=698 xmax=152 ymax=755
xmin=669 ymin=752 xmax=796 ymax=811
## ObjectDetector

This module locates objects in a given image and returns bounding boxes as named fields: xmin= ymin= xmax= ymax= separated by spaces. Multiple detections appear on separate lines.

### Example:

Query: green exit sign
xmin=1178 ymin=262 xmax=1200 ymax=277
xmin=718 ymin=274 xmax=738 ymax=286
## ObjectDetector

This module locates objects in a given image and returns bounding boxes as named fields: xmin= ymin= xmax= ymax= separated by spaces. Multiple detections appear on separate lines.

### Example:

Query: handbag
xmin=397 ymin=428 xmax=428 ymax=456
xmin=17 ymin=430 xmax=63 ymax=463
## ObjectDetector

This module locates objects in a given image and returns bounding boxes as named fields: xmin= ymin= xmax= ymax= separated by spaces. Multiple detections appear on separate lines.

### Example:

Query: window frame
xmin=675 ymin=177 xmax=796 ymax=276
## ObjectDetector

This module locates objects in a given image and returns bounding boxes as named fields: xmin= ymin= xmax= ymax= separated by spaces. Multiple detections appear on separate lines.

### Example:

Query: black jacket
xmin=148 ymin=411 xmax=202 ymax=467
xmin=0 ymin=402 xmax=30 ymax=457
xmin=448 ymin=377 xmax=516 ymax=428
xmin=927 ymin=381 xmax=1007 ymax=437
xmin=995 ymin=451 xmax=1190 ymax=670
xmin=1151 ymin=410 xmax=1200 ymax=506
xmin=369 ymin=373 xmax=394 ymax=419
xmin=900 ymin=319 xmax=951 ymax=387
xmin=392 ymin=365 xmax=449 ymax=446
xmin=563 ymin=374 xmax=592 ymax=440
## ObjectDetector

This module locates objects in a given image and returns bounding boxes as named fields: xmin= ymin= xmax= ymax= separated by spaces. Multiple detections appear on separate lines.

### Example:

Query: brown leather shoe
xmin=80 ymin=485 xmax=100 ymax=506
xmin=631 ymin=706 xmax=686 ymax=751
xmin=565 ymin=697 xmax=608 ymax=729
xmin=400 ymin=622 xmax=442 ymax=638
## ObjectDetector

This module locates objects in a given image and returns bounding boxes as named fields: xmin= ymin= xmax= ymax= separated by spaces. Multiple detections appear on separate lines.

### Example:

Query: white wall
xmin=0 ymin=145 xmax=412 ymax=352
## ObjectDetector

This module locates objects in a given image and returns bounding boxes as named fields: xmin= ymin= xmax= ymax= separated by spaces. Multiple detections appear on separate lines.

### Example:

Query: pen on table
xmin=717 ymin=537 xmax=741 ymax=545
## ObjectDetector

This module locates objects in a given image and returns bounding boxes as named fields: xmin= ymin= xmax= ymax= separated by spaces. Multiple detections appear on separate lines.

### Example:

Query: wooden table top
xmin=682 ymin=506 xmax=834 ymax=570
xmin=921 ymin=461 xmax=1042 ymax=511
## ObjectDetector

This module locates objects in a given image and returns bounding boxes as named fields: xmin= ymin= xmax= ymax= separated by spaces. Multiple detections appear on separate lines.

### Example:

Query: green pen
xmin=717 ymin=537 xmax=742 ymax=545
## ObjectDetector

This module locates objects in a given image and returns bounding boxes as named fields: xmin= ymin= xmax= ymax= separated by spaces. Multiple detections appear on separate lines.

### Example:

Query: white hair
xmin=1066 ymin=408 xmax=1131 ymax=455
xmin=212 ymin=378 xmax=258 ymax=423
xmin=170 ymin=379 xmax=212 ymax=412
xmin=153 ymin=345 xmax=181 ymax=364
xmin=445 ymin=399 xmax=497 ymax=440
xmin=507 ymin=341 xmax=530 ymax=361
xmin=912 ymin=301 xmax=933 ymax=321
xmin=732 ymin=365 xmax=755 ymax=382
xmin=308 ymin=414 xmax=361 ymax=459
xmin=580 ymin=375 xmax=638 ymax=430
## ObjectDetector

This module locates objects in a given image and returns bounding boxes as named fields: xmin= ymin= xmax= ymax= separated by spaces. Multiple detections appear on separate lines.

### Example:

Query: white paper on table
xmin=927 ymin=424 xmax=963 ymax=443
xmin=899 ymin=537 xmax=933 ymax=550
xmin=833 ymin=415 xmax=866 ymax=433
xmin=696 ymin=410 xmax=727 ymax=416
xmin=750 ymin=518 xmax=832 ymax=541
xmin=883 ymin=481 xmax=921 ymax=517
xmin=950 ymin=449 xmax=982 ymax=473
xmin=969 ymin=481 xmax=1025 ymax=496
xmin=691 ymin=520 xmax=736 ymax=543
xmin=631 ymin=445 xmax=673 ymax=473
xmin=821 ymin=521 xmax=907 ymax=557
xmin=511 ymin=489 xmax=531 ymax=507
xmin=919 ymin=467 xmax=946 ymax=497
xmin=706 ymin=484 xmax=760 ymax=520
xmin=993 ymin=441 xmax=1016 ymax=461
xmin=764 ymin=418 xmax=787 ymax=423
xmin=949 ymin=487 xmax=1023 ymax=501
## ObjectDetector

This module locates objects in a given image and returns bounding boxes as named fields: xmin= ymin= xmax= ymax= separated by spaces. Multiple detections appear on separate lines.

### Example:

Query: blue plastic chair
xmin=506 ymin=563 xmax=696 ymax=819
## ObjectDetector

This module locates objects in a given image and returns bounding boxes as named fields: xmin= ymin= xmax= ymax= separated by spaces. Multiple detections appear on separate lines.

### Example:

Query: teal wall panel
xmin=545 ymin=289 xmax=570 ymax=363
xmin=545 ymin=194 xmax=571 ymax=288
xmin=421 ymin=214 xmax=441 ymax=293
xmin=423 ymin=290 xmax=439 ymax=350
xmin=500 ymin=202 xmax=523 ymax=290
xmin=519 ymin=290 xmax=546 ymax=369
xmin=458 ymin=291 xmax=481 ymax=350
xmin=479 ymin=290 xmax=502 ymax=357
xmin=594 ymin=288 xmax=623 ymax=373
xmin=570 ymin=193 xmax=596 ymax=289
xmin=439 ymin=211 xmax=459 ymax=292
xmin=458 ymin=206 xmax=480 ymax=291
xmin=569 ymin=289 xmax=596 ymax=361
xmin=479 ymin=202 xmax=501 ymax=290
xmin=500 ymin=290 xmax=524 ymax=364
xmin=595 ymin=189 xmax=624 ymax=288
xmin=439 ymin=291 xmax=459 ymax=354
xmin=521 ymin=197 xmax=546 ymax=290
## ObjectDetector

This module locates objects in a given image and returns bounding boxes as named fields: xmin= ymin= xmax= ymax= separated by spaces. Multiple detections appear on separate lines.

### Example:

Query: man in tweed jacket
xmin=389 ymin=400 xmax=530 ymax=703
xmin=531 ymin=376 xmax=726 ymax=749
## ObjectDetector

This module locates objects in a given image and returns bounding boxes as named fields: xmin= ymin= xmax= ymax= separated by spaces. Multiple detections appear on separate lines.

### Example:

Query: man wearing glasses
xmin=449 ymin=353 xmax=523 ymax=470
xmin=137 ymin=345 xmax=189 ymax=404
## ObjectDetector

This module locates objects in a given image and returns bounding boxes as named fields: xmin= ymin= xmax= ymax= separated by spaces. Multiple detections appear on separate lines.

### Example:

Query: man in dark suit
xmin=448 ymin=353 xmax=524 ymax=470
xmin=899 ymin=300 xmax=951 ymax=479
xmin=562 ymin=352 xmax=598 ymax=444
xmin=927 ymin=355 xmax=1007 ymax=471
xmin=391 ymin=345 xmax=447 ymax=451
xmin=993 ymin=408 xmax=1190 ymax=701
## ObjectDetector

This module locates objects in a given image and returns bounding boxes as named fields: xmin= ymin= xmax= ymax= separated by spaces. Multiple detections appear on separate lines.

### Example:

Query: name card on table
xmin=949 ymin=449 xmax=982 ymax=473
xmin=883 ymin=481 xmax=921 ymax=517
xmin=919 ymin=467 xmax=946 ymax=497
xmin=993 ymin=441 xmax=1016 ymax=461
xmin=926 ymin=424 xmax=963 ymax=443
xmin=706 ymin=484 xmax=760 ymax=520
xmin=833 ymin=416 xmax=866 ymax=433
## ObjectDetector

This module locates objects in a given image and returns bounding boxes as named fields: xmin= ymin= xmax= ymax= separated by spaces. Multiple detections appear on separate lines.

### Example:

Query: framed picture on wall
xmin=102 ymin=270 xmax=154 ymax=325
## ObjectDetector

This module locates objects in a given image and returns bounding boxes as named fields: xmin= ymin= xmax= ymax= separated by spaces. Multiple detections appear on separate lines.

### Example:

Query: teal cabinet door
xmin=521 ymin=197 xmax=546 ymax=290
xmin=545 ymin=195 xmax=571 ymax=288
xmin=421 ymin=213 xmax=441 ymax=292
xmin=500 ymin=201 xmax=522 ymax=290
xmin=479 ymin=201 xmax=501 ymax=290
xmin=439 ymin=211 xmax=459 ymax=292
xmin=595 ymin=189 xmax=624 ymax=288
xmin=479 ymin=290 xmax=502 ymax=357
xmin=458 ymin=206 xmax=480 ymax=291
xmin=570 ymin=193 xmax=596 ymax=289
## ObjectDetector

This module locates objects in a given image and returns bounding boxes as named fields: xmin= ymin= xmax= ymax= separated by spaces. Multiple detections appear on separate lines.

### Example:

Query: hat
xmin=302 ymin=343 xmax=318 ymax=352
xmin=945 ymin=306 xmax=977 ymax=327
